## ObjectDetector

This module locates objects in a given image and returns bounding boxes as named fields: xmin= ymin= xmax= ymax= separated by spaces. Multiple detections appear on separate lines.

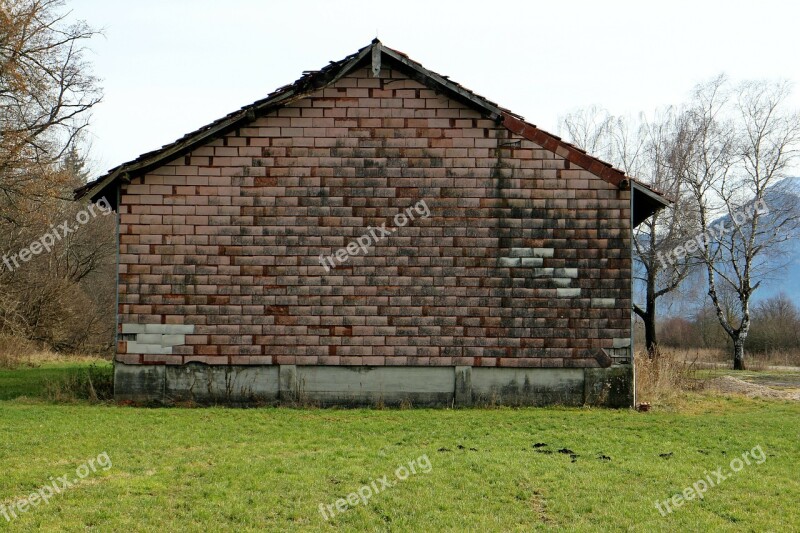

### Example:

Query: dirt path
xmin=690 ymin=362 xmax=800 ymax=372
xmin=706 ymin=375 xmax=800 ymax=401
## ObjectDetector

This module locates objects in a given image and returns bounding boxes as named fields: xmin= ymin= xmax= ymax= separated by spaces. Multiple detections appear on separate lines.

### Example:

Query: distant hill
xmin=755 ymin=245 xmax=800 ymax=304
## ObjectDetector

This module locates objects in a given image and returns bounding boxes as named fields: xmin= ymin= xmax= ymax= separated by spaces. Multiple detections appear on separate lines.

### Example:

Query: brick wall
xmin=116 ymin=65 xmax=632 ymax=369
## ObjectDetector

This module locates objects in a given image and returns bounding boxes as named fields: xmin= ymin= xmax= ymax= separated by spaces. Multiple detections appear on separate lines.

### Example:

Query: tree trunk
xmin=644 ymin=266 xmax=658 ymax=357
xmin=733 ymin=337 xmax=746 ymax=370
xmin=643 ymin=304 xmax=657 ymax=358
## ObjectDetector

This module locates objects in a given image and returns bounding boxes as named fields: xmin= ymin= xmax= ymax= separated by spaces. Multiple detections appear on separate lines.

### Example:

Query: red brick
xmin=115 ymin=65 xmax=632 ymax=371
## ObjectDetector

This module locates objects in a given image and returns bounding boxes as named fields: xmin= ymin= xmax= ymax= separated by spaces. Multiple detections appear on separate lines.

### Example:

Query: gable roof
xmin=74 ymin=39 xmax=670 ymax=224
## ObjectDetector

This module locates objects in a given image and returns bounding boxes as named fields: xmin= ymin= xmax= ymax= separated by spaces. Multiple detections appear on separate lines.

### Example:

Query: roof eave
xmin=632 ymin=181 xmax=672 ymax=227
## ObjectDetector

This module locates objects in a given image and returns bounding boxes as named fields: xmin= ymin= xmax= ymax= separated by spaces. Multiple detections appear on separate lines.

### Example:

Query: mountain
xmin=751 ymin=177 xmax=800 ymax=305
xmin=635 ymin=177 xmax=800 ymax=314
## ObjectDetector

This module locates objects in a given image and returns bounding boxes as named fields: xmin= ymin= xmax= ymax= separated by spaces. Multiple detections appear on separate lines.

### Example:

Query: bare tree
xmin=748 ymin=293 xmax=800 ymax=354
xmin=559 ymin=106 xmax=614 ymax=158
xmin=0 ymin=1 xmax=113 ymax=353
xmin=680 ymin=76 xmax=800 ymax=370
xmin=560 ymin=108 xmax=695 ymax=356
xmin=0 ymin=156 xmax=116 ymax=352
xmin=632 ymin=111 xmax=699 ymax=356
xmin=0 ymin=0 xmax=101 ymax=223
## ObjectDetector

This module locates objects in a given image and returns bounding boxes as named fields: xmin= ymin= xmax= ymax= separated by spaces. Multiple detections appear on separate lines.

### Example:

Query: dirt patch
xmin=705 ymin=376 xmax=800 ymax=401
xmin=744 ymin=372 xmax=800 ymax=389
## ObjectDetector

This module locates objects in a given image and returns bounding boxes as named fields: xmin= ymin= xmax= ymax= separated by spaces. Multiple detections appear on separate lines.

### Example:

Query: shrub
xmin=0 ymin=335 xmax=45 ymax=369
xmin=46 ymin=363 xmax=114 ymax=402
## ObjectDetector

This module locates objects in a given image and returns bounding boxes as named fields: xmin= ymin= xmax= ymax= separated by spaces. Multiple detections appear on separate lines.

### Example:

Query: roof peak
xmin=75 ymin=40 xmax=668 ymax=216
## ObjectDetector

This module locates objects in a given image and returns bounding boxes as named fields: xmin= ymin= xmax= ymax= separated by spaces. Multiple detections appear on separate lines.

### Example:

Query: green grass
xmin=0 ymin=363 xmax=798 ymax=531
xmin=0 ymin=361 xmax=111 ymax=401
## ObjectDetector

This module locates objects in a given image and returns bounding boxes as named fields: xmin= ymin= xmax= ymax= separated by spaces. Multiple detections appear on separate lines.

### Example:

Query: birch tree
xmin=560 ymin=108 xmax=695 ymax=356
xmin=679 ymin=77 xmax=800 ymax=370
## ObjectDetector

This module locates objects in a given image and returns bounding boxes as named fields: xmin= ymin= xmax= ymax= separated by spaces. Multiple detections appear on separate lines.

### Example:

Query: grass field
xmin=0 ymin=361 xmax=798 ymax=531
xmin=0 ymin=362 xmax=108 ymax=401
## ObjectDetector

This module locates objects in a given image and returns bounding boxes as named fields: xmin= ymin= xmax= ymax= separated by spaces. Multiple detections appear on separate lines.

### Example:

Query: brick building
xmin=76 ymin=40 xmax=669 ymax=406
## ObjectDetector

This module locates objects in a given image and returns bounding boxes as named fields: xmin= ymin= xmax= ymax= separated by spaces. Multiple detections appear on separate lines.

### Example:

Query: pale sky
xmin=68 ymin=0 xmax=800 ymax=177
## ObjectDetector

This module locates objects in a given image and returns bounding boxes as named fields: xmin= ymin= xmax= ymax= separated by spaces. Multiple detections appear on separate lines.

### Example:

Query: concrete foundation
xmin=114 ymin=362 xmax=634 ymax=407
xmin=165 ymin=363 xmax=279 ymax=404
xmin=471 ymin=367 xmax=585 ymax=406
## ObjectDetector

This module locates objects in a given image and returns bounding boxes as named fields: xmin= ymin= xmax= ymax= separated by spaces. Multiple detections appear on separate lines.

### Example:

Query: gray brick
xmin=556 ymin=288 xmax=581 ymax=298
xmin=163 ymin=324 xmax=195 ymax=335
xmin=520 ymin=258 xmax=543 ymax=267
xmin=121 ymin=323 xmax=146 ymax=334
xmin=498 ymin=257 xmax=521 ymax=267
xmin=554 ymin=268 xmax=578 ymax=278
xmin=143 ymin=324 xmax=195 ymax=335
xmin=161 ymin=334 xmax=186 ymax=347
xmin=510 ymin=248 xmax=533 ymax=257
xmin=533 ymin=248 xmax=554 ymax=258
xmin=592 ymin=298 xmax=616 ymax=308
xmin=531 ymin=268 xmax=554 ymax=278
xmin=612 ymin=337 xmax=631 ymax=348
xmin=136 ymin=333 xmax=163 ymax=344
xmin=127 ymin=342 xmax=173 ymax=355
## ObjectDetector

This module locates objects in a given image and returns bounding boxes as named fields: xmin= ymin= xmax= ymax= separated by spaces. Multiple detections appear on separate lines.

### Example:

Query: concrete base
xmin=114 ymin=362 xmax=634 ymax=407
xmin=471 ymin=367 xmax=585 ymax=406
xmin=166 ymin=363 xmax=279 ymax=404
xmin=584 ymin=366 xmax=635 ymax=408
xmin=296 ymin=366 xmax=454 ymax=407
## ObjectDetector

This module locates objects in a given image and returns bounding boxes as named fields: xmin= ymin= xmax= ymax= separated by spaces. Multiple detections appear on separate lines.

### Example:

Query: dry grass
xmin=0 ymin=335 xmax=43 ymax=369
xmin=0 ymin=334 xmax=107 ymax=369
xmin=635 ymin=348 xmax=702 ymax=407
xmin=746 ymin=349 xmax=800 ymax=368
xmin=635 ymin=346 xmax=800 ymax=407
xmin=641 ymin=345 xmax=800 ymax=369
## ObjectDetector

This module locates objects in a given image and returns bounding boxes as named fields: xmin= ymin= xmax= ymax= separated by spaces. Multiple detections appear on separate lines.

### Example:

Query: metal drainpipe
xmin=115 ymin=185 xmax=121 ymax=371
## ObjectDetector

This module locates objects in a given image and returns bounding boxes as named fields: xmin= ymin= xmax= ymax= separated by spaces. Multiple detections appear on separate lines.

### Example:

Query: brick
xmin=498 ymin=257 xmax=520 ymax=267
xmin=114 ymin=64 xmax=632 ymax=373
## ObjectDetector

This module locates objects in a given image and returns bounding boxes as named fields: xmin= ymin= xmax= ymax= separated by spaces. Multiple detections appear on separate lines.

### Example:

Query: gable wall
xmin=116 ymin=65 xmax=631 ymax=369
